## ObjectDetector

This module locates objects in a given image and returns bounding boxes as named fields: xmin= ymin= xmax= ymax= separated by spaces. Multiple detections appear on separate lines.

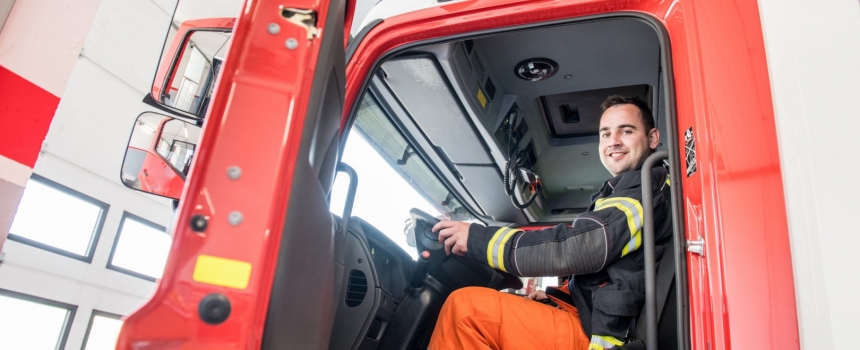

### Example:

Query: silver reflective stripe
xmin=596 ymin=197 xmax=642 ymax=229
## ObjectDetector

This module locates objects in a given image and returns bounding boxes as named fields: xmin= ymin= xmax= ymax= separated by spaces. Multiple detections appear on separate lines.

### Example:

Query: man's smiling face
xmin=598 ymin=104 xmax=660 ymax=177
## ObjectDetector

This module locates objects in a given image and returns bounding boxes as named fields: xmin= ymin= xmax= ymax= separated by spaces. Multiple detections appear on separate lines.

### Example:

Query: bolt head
xmin=190 ymin=215 xmax=208 ymax=232
xmin=228 ymin=211 xmax=244 ymax=226
xmin=286 ymin=38 xmax=299 ymax=50
xmin=227 ymin=166 xmax=242 ymax=180
xmin=267 ymin=23 xmax=280 ymax=35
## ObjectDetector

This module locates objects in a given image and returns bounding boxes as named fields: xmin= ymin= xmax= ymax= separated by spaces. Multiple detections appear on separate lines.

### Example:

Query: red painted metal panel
xmin=117 ymin=0 xmax=335 ymax=347
xmin=0 ymin=65 xmax=60 ymax=168
xmin=668 ymin=0 xmax=799 ymax=348
xmin=128 ymin=146 xmax=184 ymax=199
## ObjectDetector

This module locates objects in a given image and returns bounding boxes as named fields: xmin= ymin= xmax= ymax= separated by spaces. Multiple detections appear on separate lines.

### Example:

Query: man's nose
xmin=607 ymin=133 xmax=622 ymax=146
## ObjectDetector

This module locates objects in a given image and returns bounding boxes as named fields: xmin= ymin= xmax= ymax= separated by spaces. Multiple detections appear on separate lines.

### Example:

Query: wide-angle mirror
xmin=121 ymin=112 xmax=202 ymax=199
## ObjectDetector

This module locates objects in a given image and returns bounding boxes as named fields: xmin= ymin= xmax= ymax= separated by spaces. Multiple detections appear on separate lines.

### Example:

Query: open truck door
xmin=117 ymin=0 xmax=347 ymax=348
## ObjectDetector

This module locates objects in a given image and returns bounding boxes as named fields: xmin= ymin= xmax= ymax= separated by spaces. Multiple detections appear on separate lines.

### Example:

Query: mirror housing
xmin=150 ymin=18 xmax=235 ymax=119
xmin=121 ymin=112 xmax=202 ymax=199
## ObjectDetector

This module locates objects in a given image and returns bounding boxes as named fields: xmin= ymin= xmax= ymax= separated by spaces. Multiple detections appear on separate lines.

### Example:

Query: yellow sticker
xmin=193 ymin=255 xmax=252 ymax=290
xmin=476 ymin=88 xmax=487 ymax=108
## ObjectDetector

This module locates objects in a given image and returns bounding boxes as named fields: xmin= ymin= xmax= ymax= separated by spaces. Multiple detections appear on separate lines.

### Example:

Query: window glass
xmin=9 ymin=176 xmax=106 ymax=259
xmin=330 ymin=94 xmax=475 ymax=257
xmin=83 ymin=312 xmax=123 ymax=350
xmin=0 ymin=290 xmax=74 ymax=350
xmin=108 ymin=214 xmax=171 ymax=281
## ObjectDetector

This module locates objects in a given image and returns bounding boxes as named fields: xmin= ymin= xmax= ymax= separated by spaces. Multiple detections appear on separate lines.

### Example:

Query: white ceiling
xmin=171 ymin=0 xmax=243 ymax=26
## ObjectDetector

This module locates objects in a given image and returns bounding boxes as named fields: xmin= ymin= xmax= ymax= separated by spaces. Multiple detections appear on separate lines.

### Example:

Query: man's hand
xmin=526 ymin=290 xmax=547 ymax=300
xmin=432 ymin=220 xmax=471 ymax=256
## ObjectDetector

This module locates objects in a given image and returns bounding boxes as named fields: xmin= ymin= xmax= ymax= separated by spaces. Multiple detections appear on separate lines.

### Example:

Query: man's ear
xmin=648 ymin=128 xmax=660 ymax=150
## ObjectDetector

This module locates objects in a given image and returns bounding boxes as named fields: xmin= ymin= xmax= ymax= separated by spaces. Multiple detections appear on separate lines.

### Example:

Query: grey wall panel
xmin=0 ymin=0 xmax=15 ymax=33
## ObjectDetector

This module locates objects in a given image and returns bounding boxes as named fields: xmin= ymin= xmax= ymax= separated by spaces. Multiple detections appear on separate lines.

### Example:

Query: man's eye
xmin=623 ymin=130 xmax=633 ymax=134
xmin=600 ymin=133 xmax=609 ymax=138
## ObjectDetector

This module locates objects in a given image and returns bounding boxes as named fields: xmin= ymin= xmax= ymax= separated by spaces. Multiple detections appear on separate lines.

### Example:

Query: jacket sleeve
xmin=466 ymin=188 xmax=648 ymax=277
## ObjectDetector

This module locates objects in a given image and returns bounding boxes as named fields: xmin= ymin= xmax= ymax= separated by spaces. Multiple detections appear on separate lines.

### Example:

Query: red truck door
xmin=116 ymin=0 xmax=348 ymax=348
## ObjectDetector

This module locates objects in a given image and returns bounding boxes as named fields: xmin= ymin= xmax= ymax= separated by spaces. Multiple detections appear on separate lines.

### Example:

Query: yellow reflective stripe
xmin=486 ymin=227 xmax=509 ymax=269
xmin=495 ymin=229 xmax=519 ymax=272
xmin=665 ymin=175 xmax=671 ymax=186
xmin=588 ymin=335 xmax=624 ymax=349
xmin=595 ymin=197 xmax=644 ymax=257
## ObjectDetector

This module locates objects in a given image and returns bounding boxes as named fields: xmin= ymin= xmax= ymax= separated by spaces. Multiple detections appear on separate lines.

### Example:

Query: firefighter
xmin=428 ymin=96 xmax=673 ymax=350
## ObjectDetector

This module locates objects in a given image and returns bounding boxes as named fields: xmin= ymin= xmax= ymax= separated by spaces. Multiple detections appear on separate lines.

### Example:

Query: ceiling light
xmin=515 ymin=58 xmax=559 ymax=81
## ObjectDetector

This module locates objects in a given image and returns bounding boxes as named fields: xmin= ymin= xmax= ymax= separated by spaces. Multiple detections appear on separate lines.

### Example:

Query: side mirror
xmin=150 ymin=18 xmax=235 ymax=119
xmin=121 ymin=112 xmax=201 ymax=199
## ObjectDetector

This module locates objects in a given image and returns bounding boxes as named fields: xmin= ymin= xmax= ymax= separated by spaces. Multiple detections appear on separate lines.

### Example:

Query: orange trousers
xmin=428 ymin=287 xmax=590 ymax=350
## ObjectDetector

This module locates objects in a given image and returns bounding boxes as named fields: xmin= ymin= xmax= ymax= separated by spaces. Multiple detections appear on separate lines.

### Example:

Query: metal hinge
xmin=280 ymin=7 xmax=318 ymax=40
xmin=687 ymin=239 xmax=705 ymax=256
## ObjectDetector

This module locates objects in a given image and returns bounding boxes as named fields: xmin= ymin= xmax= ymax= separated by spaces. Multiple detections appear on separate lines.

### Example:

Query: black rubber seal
xmin=346 ymin=18 xmax=384 ymax=63
xmin=198 ymin=293 xmax=232 ymax=324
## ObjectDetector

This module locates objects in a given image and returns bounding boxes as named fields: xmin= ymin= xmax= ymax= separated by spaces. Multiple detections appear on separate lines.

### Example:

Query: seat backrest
xmin=622 ymin=238 xmax=678 ymax=350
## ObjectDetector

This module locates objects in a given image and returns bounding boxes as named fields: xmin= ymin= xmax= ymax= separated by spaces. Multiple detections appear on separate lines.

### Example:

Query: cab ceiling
xmin=383 ymin=17 xmax=663 ymax=223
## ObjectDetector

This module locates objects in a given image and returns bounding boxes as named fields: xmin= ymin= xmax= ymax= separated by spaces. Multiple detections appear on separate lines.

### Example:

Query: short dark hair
xmin=600 ymin=95 xmax=655 ymax=131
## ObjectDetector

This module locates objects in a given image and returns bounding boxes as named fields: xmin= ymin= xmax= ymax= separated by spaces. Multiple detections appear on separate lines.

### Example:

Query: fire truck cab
xmin=114 ymin=0 xmax=860 ymax=349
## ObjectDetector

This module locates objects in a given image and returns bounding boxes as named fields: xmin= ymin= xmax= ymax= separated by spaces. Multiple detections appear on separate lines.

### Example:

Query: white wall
xmin=0 ymin=0 xmax=180 ymax=348
xmin=758 ymin=0 xmax=860 ymax=349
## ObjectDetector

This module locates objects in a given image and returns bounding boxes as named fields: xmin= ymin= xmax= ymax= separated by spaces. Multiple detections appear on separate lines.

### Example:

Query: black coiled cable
xmin=503 ymin=109 xmax=539 ymax=209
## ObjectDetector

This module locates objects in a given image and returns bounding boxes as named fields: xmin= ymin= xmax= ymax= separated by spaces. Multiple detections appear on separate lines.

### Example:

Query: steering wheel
xmin=409 ymin=208 xmax=523 ymax=291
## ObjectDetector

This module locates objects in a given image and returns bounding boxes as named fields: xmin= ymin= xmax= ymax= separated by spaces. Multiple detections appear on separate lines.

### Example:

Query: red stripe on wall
xmin=0 ymin=65 xmax=60 ymax=168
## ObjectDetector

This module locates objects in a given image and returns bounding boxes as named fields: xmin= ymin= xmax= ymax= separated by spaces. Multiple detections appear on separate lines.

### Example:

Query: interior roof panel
xmin=472 ymin=18 xmax=661 ymax=101
xmin=381 ymin=55 xmax=493 ymax=165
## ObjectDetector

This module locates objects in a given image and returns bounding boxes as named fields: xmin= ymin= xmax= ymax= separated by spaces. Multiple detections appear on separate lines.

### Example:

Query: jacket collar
xmin=598 ymin=165 xmax=667 ymax=197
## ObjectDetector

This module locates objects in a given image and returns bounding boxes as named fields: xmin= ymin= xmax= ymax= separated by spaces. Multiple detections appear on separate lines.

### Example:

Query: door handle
xmin=687 ymin=239 xmax=705 ymax=256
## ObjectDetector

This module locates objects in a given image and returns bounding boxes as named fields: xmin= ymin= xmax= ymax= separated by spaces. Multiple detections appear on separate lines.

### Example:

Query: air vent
xmin=346 ymin=270 xmax=368 ymax=307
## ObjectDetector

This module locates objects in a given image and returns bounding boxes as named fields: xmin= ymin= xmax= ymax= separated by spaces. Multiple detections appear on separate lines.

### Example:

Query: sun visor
xmin=380 ymin=54 xmax=493 ymax=164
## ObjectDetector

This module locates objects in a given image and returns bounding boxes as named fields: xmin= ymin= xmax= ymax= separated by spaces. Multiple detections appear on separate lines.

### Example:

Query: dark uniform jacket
xmin=465 ymin=166 xmax=672 ymax=349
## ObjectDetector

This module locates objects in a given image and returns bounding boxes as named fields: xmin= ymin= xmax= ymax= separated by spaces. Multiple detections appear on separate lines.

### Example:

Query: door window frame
xmin=106 ymin=212 xmax=169 ymax=282
xmin=8 ymin=173 xmax=109 ymax=262
xmin=343 ymin=11 xmax=689 ymax=348
xmin=81 ymin=310 xmax=124 ymax=350
xmin=0 ymin=288 xmax=77 ymax=350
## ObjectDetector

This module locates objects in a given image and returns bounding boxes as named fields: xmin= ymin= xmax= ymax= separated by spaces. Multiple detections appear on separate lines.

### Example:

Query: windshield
xmin=330 ymin=94 xmax=475 ymax=258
